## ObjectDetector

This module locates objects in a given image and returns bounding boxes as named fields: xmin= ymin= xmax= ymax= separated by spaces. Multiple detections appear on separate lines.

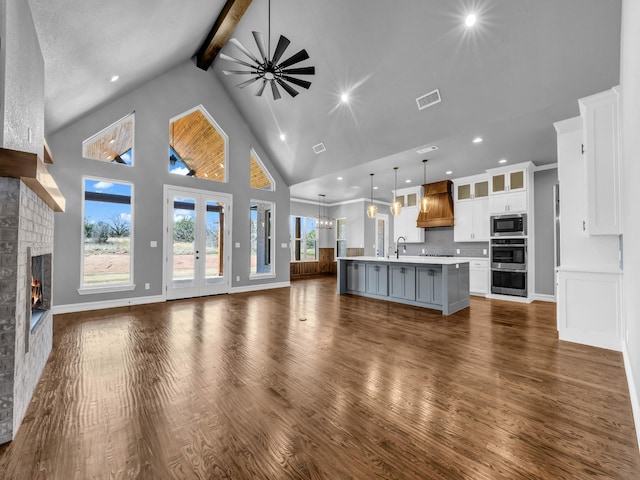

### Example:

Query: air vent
xmin=416 ymin=89 xmax=441 ymax=111
xmin=312 ymin=143 xmax=326 ymax=154
xmin=416 ymin=145 xmax=439 ymax=155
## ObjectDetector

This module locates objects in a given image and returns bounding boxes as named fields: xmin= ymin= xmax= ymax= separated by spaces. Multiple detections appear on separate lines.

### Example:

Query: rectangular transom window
xmin=82 ymin=178 xmax=133 ymax=289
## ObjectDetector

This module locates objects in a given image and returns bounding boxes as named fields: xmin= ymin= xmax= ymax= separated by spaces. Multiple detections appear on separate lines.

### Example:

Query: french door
xmin=164 ymin=186 xmax=232 ymax=300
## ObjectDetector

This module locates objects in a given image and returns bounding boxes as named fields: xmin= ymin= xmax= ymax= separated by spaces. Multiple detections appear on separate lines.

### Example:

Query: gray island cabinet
xmin=337 ymin=257 xmax=470 ymax=315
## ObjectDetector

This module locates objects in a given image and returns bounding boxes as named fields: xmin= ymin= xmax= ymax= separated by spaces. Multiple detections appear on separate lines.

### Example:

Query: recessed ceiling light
xmin=499 ymin=159 xmax=507 ymax=164
xmin=280 ymin=133 xmax=286 ymax=141
xmin=337 ymin=176 xmax=343 ymax=180
xmin=446 ymin=170 xmax=453 ymax=175
xmin=109 ymin=139 xmax=115 ymax=144
xmin=110 ymin=75 xmax=120 ymax=82
xmin=465 ymin=14 xmax=477 ymax=27
xmin=220 ymin=163 xmax=224 ymax=168
xmin=405 ymin=179 xmax=411 ymax=183
xmin=472 ymin=137 xmax=483 ymax=143
xmin=340 ymin=93 xmax=349 ymax=103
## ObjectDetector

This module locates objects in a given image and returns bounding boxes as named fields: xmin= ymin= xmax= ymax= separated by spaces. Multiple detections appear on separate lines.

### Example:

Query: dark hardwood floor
xmin=1 ymin=275 xmax=638 ymax=479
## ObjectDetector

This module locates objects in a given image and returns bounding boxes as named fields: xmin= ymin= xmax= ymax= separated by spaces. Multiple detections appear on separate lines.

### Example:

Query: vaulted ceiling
xmin=29 ymin=0 xmax=622 ymax=203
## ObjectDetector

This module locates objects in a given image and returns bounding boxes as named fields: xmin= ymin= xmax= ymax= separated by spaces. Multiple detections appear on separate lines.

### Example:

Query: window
xmin=169 ymin=105 xmax=228 ymax=182
xmin=82 ymin=112 xmax=134 ymax=166
xmin=290 ymin=216 xmax=317 ymax=261
xmin=337 ymin=218 xmax=347 ymax=258
xmin=250 ymin=201 xmax=275 ymax=276
xmin=250 ymin=149 xmax=275 ymax=191
xmin=81 ymin=178 xmax=133 ymax=291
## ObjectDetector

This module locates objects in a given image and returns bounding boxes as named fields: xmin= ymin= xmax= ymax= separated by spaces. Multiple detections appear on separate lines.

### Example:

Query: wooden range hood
xmin=416 ymin=180 xmax=454 ymax=228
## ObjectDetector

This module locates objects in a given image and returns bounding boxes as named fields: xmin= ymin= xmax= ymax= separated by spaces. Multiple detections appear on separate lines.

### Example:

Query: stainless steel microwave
xmin=490 ymin=213 xmax=527 ymax=237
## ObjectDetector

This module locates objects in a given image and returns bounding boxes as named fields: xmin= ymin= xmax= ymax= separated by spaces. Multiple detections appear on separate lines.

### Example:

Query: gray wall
xmin=48 ymin=59 xmax=290 ymax=307
xmin=534 ymin=168 xmax=558 ymax=296
xmin=1 ymin=0 xmax=44 ymax=157
xmin=331 ymin=200 xmax=365 ymax=250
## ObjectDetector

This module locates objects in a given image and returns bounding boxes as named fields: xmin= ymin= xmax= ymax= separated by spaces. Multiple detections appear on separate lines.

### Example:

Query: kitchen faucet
xmin=396 ymin=236 xmax=407 ymax=259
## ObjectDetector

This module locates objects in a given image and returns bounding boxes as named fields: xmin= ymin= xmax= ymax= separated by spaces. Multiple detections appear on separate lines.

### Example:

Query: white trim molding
xmin=53 ymin=294 xmax=165 ymax=315
xmin=531 ymin=293 xmax=556 ymax=302
xmin=231 ymin=281 xmax=290 ymax=294
xmin=623 ymin=345 xmax=640 ymax=455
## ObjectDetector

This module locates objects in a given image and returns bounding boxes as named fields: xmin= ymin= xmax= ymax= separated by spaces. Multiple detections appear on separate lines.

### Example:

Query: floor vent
xmin=416 ymin=89 xmax=442 ymax=111
xmin=312 ymin=143 xmax=326 ymax=154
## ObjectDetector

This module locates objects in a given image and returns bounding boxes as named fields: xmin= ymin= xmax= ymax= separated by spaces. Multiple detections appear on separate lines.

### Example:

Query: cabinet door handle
xmin=583 ymin=220 xmax=586 ymax=231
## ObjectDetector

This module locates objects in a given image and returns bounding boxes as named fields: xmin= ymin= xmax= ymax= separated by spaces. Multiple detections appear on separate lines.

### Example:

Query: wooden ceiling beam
xmin=196 ymin=0 xmax=253 ymax=71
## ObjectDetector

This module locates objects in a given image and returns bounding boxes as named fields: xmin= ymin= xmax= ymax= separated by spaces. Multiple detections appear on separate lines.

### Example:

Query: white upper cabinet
xmin=393 ymin=186 xmax=424 ymax=243
xmin=578 ymin=87 xmax=622 ymax=235
xmin=453 ymin=174 xmax=489 ymax=242
xmin=487 ymin=163 xmax=533 ymax=214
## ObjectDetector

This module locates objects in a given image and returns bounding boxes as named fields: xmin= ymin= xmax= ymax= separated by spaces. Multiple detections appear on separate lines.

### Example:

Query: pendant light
xmin=316 ymin=194 xmax=333 ymax=229
xmin=390 ymin=167 xmax=402 ymax=216
xmin=367 ymin=173 xmax=378 ymax=219
xmin=420 ymin=159 xmax=429 ymax=213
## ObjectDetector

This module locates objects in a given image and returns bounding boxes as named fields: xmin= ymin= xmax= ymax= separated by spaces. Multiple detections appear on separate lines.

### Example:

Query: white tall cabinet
xmin=393 ymin=186 xmax=424 ymax=243
xmin=554 ymin=101 xmax=622 ymax=351
xmin=453 ymin=174 xmax=489 ymax=242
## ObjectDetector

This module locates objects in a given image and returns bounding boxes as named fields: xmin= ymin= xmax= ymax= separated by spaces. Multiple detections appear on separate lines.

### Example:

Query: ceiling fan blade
xmin=278 ymin=49 xmax=309 ymax=69
xmin=236 ymin=77 xmax=261 ymax=89
xmin=256 ymin=79 xmax=267 ymax=96
xmin=229 ymin=38 xmax=260 ymax=64
xmin=220 ymin=53 xmax=258 ymax=69
xmin=276 ymin=79 xmax=299 ymax=97
xmin=271 ymin=35 xmax=291 ymax=65
xmin=271 ymin=81 xmax=282 ymax=100
xmin=281 ymin=75 xmax=311 ymax=90
xmin=281 ymin=66 xmax=315 ymax=76
xmin=252 ymin=31 xmax=268 ymax=62
xmin=222 ymin=70 xmax=256 ymax=75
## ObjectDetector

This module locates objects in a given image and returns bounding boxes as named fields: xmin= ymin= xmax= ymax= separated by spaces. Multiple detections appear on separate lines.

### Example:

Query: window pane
xmin=250 ymin=201 xmax=273 ymax=275
xmin=169 ymin=106 xmax=227 ymax=182
xmin=172 ymin=197 xmax=196 ymax=287
xmin=83 ymin=179 xmax=132 ymax=286
xmin=82 ymin=113 xmax=134 ymax=166
xmin=250 ymin=150 xmax=274 ymax=190
xmin=205 ymin=201 xmax=224 ymax=283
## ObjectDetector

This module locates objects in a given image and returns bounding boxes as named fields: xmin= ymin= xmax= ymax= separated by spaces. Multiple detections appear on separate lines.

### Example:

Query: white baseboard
xmin=531 ymin=293 xmax=556 ymax=302
xmin=623 ymin=344 xmax=640 ymax=455
xmin=231 ymin=281 xmax=290 ymax=294
xmin=52 ymin=294 xmax=165 ymax=314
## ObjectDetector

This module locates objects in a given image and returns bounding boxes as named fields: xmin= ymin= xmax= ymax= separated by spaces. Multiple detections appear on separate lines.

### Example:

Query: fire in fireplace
xmin=31 ymin=274 xmax=43 ymax=311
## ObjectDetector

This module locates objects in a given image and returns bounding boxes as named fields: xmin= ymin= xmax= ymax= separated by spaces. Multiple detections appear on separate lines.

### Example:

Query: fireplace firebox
xmin=28 ymin=250 xmax=51 ymax=332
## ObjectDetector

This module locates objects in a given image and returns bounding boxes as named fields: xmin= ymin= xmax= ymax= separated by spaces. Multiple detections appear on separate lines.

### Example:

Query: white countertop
xmin=338 ymin=256 xmax=471 ymax=265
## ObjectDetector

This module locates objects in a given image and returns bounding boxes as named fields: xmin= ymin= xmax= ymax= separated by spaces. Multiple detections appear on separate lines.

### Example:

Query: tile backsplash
xmin=393 ymin=227 xmax=488 ymax=257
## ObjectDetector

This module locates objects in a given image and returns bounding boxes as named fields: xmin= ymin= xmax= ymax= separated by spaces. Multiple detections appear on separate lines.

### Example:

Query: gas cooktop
xmin=420 ymin=254 xmax=454 ymax=257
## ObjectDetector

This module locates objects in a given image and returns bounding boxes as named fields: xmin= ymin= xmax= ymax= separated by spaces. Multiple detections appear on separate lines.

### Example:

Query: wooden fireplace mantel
xmin=0 ymin=148 xmax=66 ymax=212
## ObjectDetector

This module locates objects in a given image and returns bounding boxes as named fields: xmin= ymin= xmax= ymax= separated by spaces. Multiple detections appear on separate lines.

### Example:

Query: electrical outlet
xmin=236 ymin=276 xmax=240 ymax=282
xmin=422 ymin=249 xmax=425 ymax=254
xmin=150 ymin=241 xmax=157 ymax=248
xmin=235 ymin=242 xmax=240 ymax=248
xmin=456 ymin=249 xmax=460 ymax=254
xmin=483 ymin=249 xmax=487 ymax=255
xmin=145 ymin=283 xmax=150 ymax=290
xmin=281 ymin=243 xmax=287 ymax=248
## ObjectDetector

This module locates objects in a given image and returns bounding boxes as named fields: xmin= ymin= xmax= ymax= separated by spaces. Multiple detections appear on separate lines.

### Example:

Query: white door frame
xmin=163 ymin=185 xmax=232 ymax=300
xmin=376 ymin=213 xmax=389 ymax=257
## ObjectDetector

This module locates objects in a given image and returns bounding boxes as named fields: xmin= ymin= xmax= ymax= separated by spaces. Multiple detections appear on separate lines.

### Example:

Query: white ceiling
xmin=29 ymin=0 xmax=622 ymax=204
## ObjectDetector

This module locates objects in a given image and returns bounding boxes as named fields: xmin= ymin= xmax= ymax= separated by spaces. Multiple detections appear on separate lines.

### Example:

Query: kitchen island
xmin=337 ymin=256 xmax=470 ymax=315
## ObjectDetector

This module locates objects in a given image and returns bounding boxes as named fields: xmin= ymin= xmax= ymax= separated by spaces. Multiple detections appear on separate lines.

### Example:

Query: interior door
xmin=165 ymin=186 xmax=231 ymax=300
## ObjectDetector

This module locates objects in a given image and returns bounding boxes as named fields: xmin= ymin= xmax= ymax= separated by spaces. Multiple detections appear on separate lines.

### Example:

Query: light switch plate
xmin=281 ymin=243 xmax=287 ymax=248
xmin=483 ymin=249 xmax=487 ymax=255
xmin=150 ymin=241 xmax=157 ymax=248
xmin=456 ymin=249 xmax=460 ymax=254
xmin=235 ymin=242 xmax=240 ymax=248
xmin=145 ymin=283 xmax=150 ymax=290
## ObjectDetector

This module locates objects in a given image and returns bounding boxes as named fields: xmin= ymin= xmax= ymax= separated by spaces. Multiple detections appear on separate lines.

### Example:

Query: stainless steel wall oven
xmin=491 ymin=238 xmax=527 ymax=297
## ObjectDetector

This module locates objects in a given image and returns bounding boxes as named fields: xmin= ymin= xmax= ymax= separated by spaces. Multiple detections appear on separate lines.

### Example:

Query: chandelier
xmin=316 ymin=194 xmax=333 ymax=229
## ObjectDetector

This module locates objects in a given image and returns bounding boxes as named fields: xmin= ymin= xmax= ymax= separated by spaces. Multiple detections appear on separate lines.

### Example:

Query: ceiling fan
xmin=220 ymin=0 xmax=315 ymax=100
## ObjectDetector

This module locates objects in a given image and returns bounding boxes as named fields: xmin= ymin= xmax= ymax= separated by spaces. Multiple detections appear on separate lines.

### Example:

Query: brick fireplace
xmin=0 ymin=149 xmax=64 ymax=444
